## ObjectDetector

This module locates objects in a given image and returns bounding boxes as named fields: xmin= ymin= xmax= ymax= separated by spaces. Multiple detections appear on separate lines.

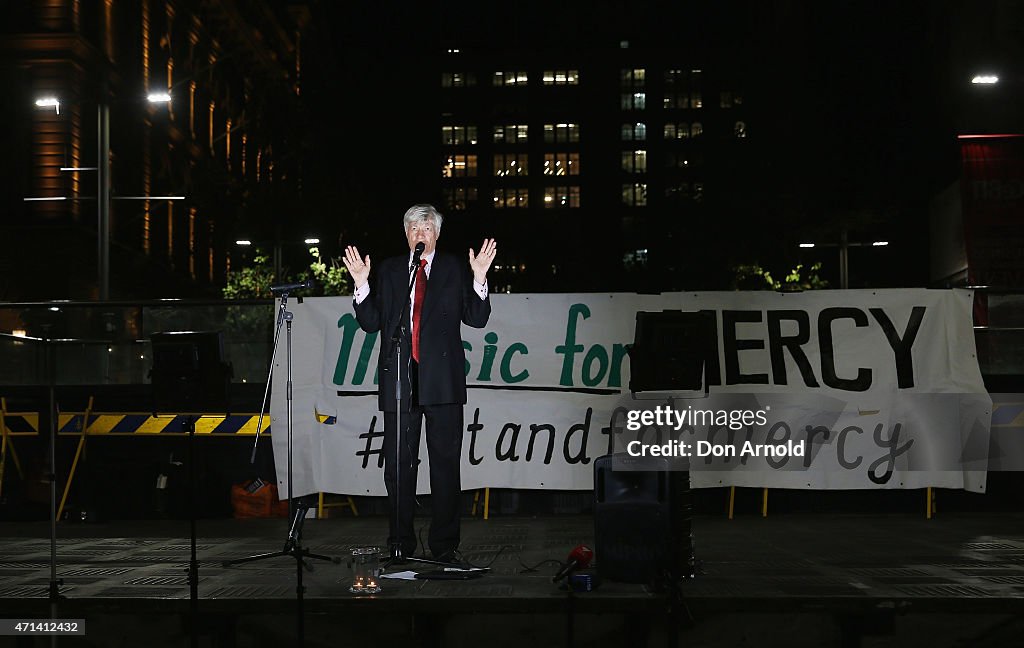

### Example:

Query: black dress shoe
xmin=432 ymin=549 xmax=464 ymax=565
xmin=385 ymin=543 xmax=417 ymax=561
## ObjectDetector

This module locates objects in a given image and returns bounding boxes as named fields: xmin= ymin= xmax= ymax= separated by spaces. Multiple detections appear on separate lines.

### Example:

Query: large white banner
xmin=270 ymin=290 xmax=991 ymax=496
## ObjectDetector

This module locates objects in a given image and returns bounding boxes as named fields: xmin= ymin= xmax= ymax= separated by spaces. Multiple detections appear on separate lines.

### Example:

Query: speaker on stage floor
xmin=594 ymin=454 xmax=694 ymax=584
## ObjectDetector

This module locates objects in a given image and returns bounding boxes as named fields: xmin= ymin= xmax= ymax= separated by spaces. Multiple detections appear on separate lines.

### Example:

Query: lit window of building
xmin=663 ymin=93 xmax=689 ymax=109
xmin=493 ymin=124 xmax=529 ymax=144
xmin=543 ymin=153 xmax=579 ymax=176
xmin=620 ymin=68 xmax=645 ymax=89
xmin=543 ymin=186 xmax=580 ymax=208
xmin=441 ymin=154 xmax=478 ymax=177
xmin=663 ymin=122 xmax=689 ymax=139
xmin=621 ymin=122 xmax=647 ymax=141
xmin=441 ymin=125 xmax=478 ymax=145
xmin=543 ymin=123 xmax=580 ymax=143
xmin=621 ymin=150 xmax=647 ymax=173
xmin=663 ymin=69 xmax=701 ymax=109
xmin=623 ymin=248 xmax=649 ymax=269
xmin=665 ymin=122 xmax=702 ymax=138
xmin=494 ymin=70 xmax=529 ymax=86
xmin=494 ymin=153 xmax=529 ymax=176
xmin=493 ymin=187 xmax=529 ymax=208
xmin=621 ymin=183 xmax=647 ymax=206
xmin=443 ymin=187 xmax=478 ymax=210
xmin=666 ymin=69 xmax=692 ymax=85
xmin=543 ymin=69 xmax=579 ymax=85
xmin=442 ymin=72 xmax=476 ymax=87
xmin=621 ymin=92 xmax=646 ymax=110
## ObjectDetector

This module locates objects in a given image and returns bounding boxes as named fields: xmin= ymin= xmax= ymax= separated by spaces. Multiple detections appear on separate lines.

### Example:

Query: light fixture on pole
xmin=98 ymin=95 xmax=110 ymax=300
xmin=34 ymin=97 xmax=60 ymax=114
xmin=30 ymin=90 xmax=180 ymax=300
xmin=797 ymin=229 xmax=891 ymax=289
xmin=235 ymin=238 xmax=320 ymax=282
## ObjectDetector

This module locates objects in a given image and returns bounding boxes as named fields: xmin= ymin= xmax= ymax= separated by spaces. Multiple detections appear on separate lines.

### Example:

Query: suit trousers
xmin=382 ymin=392 xmax=463 ymax=558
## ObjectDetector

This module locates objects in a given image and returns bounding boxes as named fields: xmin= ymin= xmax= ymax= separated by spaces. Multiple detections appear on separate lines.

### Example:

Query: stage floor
xmin=1 ymin=513 xmax=1023 ymax=646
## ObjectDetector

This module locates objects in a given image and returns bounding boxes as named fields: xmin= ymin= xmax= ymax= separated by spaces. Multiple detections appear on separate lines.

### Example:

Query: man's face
xmin=406 ymin=219 xmax=439 ymax=255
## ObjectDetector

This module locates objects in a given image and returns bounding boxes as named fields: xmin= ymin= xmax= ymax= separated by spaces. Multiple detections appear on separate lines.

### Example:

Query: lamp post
xmin=31 ymin=90 xmax=179 ymax=300
xmin=236 ymin=238 xmax=320 ymax=282
xmin=98 ymin=99 xmax=110 ymax=300
xmin=798 ymin=229 xmax=889 ymax=289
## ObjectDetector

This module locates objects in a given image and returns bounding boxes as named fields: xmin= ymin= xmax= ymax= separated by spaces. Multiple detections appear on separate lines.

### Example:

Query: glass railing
xmin=0 ymin=292 xmax=1022 ymax=387
xmin=0 ymin=300 xmax=274 ymax=386
xmin=975 ymin=290 xmax=1024 ymax=377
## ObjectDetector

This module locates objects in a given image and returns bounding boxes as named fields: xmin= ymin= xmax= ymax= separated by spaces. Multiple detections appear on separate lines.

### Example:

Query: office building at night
xmin=435 ymin=43 xmax=755 ymax=293
xmin=0 ymin=0 xmax=308 ymax=300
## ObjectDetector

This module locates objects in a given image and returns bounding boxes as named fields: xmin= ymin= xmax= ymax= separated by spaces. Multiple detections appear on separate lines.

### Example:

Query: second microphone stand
xmin=224 ymin=291 xmax=337 ymax=646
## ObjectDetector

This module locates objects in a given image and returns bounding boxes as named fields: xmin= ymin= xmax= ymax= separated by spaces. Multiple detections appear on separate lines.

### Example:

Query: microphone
xmin=269 ymin=278 xmax=315 ymax=294
xmin=552 ymin=544 xmax=594 ymax=582
xmin=410 ymin=241 xmax=425 ymax=272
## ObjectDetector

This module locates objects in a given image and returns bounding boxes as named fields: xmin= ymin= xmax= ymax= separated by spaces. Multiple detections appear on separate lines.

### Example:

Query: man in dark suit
xmin=343 ymin=204 xmax=496 ymax=561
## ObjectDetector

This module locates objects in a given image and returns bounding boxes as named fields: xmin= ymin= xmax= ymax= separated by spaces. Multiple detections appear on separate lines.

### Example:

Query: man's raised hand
xmin=343 ymin=245 xmax=371 ymax=289
xmin=469 ymin=238 xmax=497 ymax=284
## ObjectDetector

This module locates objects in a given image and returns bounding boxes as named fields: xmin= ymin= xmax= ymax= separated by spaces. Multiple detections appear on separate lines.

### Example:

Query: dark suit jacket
xmin=353 ymin=252 xmax=491 ymax=411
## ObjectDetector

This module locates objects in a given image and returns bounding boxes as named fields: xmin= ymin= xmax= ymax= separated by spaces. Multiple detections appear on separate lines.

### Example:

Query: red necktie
xmin=412 ymin=258 xmax=427 ymax=362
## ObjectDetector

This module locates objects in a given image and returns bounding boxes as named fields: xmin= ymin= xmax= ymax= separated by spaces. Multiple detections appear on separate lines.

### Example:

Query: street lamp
xmin=971 ymin=74 xmax=999 ymax=85
xmin=34 ymin=97 xmax=61 ymax=114
xmin=29 ymin=90 xmax=182 ymax=300
xmin=797 ymin=230 xmax=890 ymax=289
xmin=235 ymin=238 xmax=320 ymax=282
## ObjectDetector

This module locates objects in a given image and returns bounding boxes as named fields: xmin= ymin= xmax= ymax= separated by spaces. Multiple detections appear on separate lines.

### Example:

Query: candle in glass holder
xmin=349 ymin=547 xmax=381 ymax=594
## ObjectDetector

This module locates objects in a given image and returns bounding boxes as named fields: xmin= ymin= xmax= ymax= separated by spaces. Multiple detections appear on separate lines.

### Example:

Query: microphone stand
xmin=41 ymin=327 xmax=64 ymax=648
xmin=224 ymin=291 xmax=337 ymax=647
xmin=382 ymin=250 xmax=448 ymax=569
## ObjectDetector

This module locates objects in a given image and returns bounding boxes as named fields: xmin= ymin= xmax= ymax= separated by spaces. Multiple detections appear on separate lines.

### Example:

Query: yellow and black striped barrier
xmin=57 ymin=413 xmax=271 ymax=436
xmin=0 ymin=398 xmax=33 ymax=498
xmin=0 ymin=394 xmax=276 ymax=519
xmin=1 ymin=412 xmax=273 ymax=437
xmin=0 ymin=412 xmax=40 ymax=436
xmin=53 ymin=407 xmax=271 ymax=520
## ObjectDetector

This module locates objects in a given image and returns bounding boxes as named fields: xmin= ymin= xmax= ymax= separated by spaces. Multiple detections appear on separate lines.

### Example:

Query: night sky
xmin=292 ymin=0 xmax=980 ymax=290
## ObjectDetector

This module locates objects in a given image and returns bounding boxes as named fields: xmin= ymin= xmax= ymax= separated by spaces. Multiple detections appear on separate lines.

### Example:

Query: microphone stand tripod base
xmin=382 ymin=543 xmax=454 ymax=570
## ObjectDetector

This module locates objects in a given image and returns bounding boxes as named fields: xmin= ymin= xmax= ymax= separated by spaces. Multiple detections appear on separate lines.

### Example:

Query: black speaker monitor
xmin=594 ymin=454 xmax=694 ymax=584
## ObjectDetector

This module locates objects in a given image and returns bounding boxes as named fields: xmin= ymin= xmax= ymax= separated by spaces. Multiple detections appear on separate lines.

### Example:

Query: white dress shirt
xmin=352 ymin=251 xmax=488 ymax=316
